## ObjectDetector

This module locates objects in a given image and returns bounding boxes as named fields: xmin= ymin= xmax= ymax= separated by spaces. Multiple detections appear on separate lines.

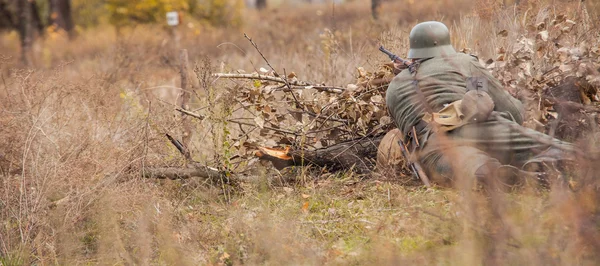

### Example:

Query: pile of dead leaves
xmin=215 ymin=63 xmax=397 ymax=158
xmin=482 ymin=13 xmax=600 ymax=128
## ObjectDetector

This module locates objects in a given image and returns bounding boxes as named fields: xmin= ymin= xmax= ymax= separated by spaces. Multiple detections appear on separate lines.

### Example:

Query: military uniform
xmin=385 ymin=21 xmax=575 ymax=187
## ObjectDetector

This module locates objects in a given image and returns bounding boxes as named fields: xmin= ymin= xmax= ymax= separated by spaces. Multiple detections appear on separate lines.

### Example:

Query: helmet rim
xmin=407 ymin=44 xmax=456 ymax=59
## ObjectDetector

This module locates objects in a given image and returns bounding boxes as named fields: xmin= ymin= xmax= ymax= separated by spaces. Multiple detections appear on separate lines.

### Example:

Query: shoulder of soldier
xmin=387 ymin=70 xmax=412 ymax=90
xmin=453 ymin=53 xmax=489 ymax=72
xmin=424 ymin=53 xmax=477 ymax=71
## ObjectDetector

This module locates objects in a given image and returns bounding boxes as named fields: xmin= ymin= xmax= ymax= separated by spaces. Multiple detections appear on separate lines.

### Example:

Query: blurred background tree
xmin=0 ymin=0 xmax=16 ymax=31
xmin=72 ymin=0 xmax=108 ymax=28
xmin=371 ymin=0 xmax=380 ymax=19
xmin=189 ymin=0 xmax=244 ymax=27
xmin=256 ymin=0 xmax=266 ymax=9
xmin=0 ymin=0 xmax=246 ymax=64
xmin=1 ymin=0 xmax=46 ymax=65
xmin=49 ymin=0 xmax=74 ymax=37
xmin=104 ymin=0 xmax=244 ymax=28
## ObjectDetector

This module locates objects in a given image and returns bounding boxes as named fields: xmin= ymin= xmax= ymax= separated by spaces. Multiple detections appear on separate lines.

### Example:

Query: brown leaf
xmin=537 ymin=30 xmax=549 ymax=42
xmin=291 ymin=111 xmax=303 ymax=123
xmin=559 ymin=64 xmax=573 ymax=74
xmin=302 ymin=201 xmax=309 ymax=213
xmin=379 ymin=116 xmax=393 ymax=125
xmin=536 ymin=22 xmax=546 ymax=30
xmin=370 ymin=95 xmax=383 ymax=104
xmin=254 ymin=116 xmax=265 ymax=129
xmin=356 ymin=67 xmax=367 ymax=78
xmin=346 ymin=84 xmax=359 ymax=91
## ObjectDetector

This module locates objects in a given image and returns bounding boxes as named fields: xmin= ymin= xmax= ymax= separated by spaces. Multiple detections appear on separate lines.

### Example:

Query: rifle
xmin=378 ymin=45 xmax=432 ymax=187
xmin=378 ymin=45 xmax=410 ymax=66
xmin=398 ymin=139 xmax=431 ymax=187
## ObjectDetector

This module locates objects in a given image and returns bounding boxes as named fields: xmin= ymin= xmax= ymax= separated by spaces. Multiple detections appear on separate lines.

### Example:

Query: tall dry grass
xmin=0 ymin=0 xmax=599 ymax=264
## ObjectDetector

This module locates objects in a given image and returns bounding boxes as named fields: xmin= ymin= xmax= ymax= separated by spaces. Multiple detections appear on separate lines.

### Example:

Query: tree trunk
xmin=371 ymin=0 xmax=381 ymax=19
xmin=0 ymin=1 xmax=16 ymax=30
xmin=256 ymin=0 xmax=266 ymax=9
xmin=31 ymin=0 xmax=44 ymax=35
xmin=18 ymin=0 xmax=33 ymax=66
xmin=49 ymin=0 xmax=74 ymax=37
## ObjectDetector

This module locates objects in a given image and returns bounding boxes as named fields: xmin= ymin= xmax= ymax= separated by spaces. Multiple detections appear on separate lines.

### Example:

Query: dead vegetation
xmin=1 ymin=0 xmax=600 ymax=265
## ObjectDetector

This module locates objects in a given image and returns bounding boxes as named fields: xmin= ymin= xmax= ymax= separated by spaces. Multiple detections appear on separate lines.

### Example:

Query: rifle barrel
xmin=378 ymin=46 xmax=408 ymax=65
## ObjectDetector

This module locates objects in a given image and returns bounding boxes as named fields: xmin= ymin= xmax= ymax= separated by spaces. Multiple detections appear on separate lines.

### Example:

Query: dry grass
xmin=1 ymin=0 xmax=600 ymax=265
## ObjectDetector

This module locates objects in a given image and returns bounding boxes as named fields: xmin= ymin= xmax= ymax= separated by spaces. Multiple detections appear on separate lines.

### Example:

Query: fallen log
xmin=257 ymin=133 xmax=386 ymax=173
xmin=143 ymin=134 xmax=228 ymax=181
xmin=150 ymin=126 xmax=408 ymax=180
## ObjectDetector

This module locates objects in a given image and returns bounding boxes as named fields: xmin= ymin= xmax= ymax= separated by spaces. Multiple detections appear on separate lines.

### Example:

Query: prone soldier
xmin=384 ymin=21 xmax=576 ymax=189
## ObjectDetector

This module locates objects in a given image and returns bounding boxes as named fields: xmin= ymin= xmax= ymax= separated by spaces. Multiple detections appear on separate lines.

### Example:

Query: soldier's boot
xmin=476 ymin=162 xmax=541 ymax=192
xmin=523 ymin=147 xmax=578 ymax=188
xmin=494 ymin=165 xmax=535 ymax=191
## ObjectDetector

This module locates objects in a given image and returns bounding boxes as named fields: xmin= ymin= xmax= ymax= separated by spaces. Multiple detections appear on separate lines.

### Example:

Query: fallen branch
xmin=143 ymin=166 xmax=222 ymax=180
xmin=176 ymin=107 xmax=305 ymax=136
xmin=287 ymin=109 xmax=351 ymax=123
xmin=166 ymin=133 xmax=191 ymax=161
xmin=213 ymin=73 xmax=345 ymax=93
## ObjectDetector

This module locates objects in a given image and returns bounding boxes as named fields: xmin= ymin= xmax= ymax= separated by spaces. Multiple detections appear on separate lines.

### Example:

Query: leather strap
xmin=405 ymin=119 xmax=428 ymax=152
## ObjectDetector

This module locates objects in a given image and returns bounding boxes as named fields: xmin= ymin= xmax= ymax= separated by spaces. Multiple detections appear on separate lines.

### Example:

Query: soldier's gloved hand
xmin=392 ymin=62 xmax=408 ymax=74
xmin=460 ymin=90 xmax=495 ymax=123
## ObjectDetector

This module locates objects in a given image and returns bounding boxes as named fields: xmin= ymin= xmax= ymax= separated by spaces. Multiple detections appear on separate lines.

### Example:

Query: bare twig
xmin=243 ymin=33 xmax=308 ymax=113
xmin=166 ymin=133 xmax=192 ymax=162
xmin=228 ymin=120 xmax=300 ymax=136
xmin=244 ymin=33 xmax=280 ymax=76
xmin=142 ymin=101 xmax=151 ymax=177
xmin=287 ymin=109 xmax=350 ymax=123
xmin=179 ymin=49 xmax=192 ymax=151
xmin=176 ymin=107 xmax=205 ymax=120
xmin=176 ymin=107 xmax=301 ymax=136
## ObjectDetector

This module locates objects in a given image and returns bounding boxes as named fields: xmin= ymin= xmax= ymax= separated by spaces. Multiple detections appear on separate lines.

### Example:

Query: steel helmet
xmin=408 ymin=21 xmax=456 ymax=59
